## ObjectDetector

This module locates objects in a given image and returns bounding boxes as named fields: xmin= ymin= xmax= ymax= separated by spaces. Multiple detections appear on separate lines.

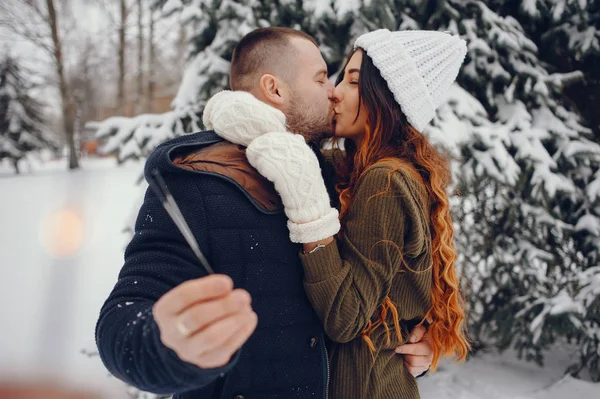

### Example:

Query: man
xmin=95 ymin=27 xmax=433 ymax=399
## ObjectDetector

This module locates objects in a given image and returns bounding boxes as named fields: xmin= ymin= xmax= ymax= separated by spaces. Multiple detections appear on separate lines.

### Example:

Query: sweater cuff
xmin=152 ymin=319 xmax=241 ymax=383
xmin=299 ymin=239 xmax=345 ymax=283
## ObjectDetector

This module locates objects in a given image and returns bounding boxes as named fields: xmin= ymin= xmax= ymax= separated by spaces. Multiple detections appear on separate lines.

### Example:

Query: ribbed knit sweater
xmin=300 ymin=161 xmax=433 ymax=399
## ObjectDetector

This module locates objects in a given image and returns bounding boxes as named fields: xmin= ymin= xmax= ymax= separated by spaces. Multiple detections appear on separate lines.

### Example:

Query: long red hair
xmin=333 ymin=49 xmax=470 ymax=370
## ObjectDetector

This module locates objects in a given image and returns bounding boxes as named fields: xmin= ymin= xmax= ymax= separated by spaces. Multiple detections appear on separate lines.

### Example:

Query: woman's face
xmin=332 ymin=50 xmax=368 ymax=142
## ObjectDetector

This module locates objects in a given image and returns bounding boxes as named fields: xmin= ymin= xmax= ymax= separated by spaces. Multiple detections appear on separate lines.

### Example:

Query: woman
xmin=206 ymin=29 xmax=470 ymax=398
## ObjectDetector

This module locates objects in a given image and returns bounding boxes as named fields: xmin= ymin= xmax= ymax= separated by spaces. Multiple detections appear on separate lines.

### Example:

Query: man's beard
xmin=286 ymin=96 xmax=333 ymax=144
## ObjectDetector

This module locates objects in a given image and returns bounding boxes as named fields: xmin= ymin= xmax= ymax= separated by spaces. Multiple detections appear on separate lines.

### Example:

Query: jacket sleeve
xmin=300 ymin=166 xmax=430 ymax=343
xmin=95 ymin=172 xmax=239 ymax=395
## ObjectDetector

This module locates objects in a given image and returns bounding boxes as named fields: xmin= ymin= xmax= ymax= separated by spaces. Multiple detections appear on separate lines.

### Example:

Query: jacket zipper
xmin=323 ymin=336 xmax=330 ymax=399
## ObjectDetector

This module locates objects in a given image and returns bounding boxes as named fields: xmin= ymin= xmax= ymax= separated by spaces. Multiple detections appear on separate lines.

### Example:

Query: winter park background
xmin=1 ymin=0 xmax=600 ymax=398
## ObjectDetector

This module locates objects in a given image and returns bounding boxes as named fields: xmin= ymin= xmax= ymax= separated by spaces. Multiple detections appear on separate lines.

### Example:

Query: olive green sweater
xmin=299 ymin=162 xmax=433 ymax=399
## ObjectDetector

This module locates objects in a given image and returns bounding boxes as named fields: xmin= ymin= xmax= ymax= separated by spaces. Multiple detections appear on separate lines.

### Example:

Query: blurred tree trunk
xmin=177 ymin=21 xmax=186 ymax=73
xmin=46 ymin=0 xmax=78 ymax=170
xmin=146 ymin=6 xmax=155 ymax=113
xmin=117 ymin=0 xmax=127 ymax=112
xmin=136 ymin=0 xmax=143 ymax=114
xmin=12 ymin=159 xmax=20 ymax=175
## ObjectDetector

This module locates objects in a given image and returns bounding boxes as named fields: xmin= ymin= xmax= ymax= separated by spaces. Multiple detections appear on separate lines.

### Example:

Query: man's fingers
xmin=156 ymin=274 xmax=234 ymax=315
xmin=402 ymin=354 xmax=431 ymax=368
xmin=408 ymin=324 xmax=427 ymax=343
xmin=193 ymin=311 xmax=258 ymax=369
xmin=397 ymin=332 xmax=434 ymax=378
xmin=176 ymin=289 xmax=251 ymax=335
xmin=395 ymin=341 xmax=432 ymax=357
xmin=179 ymin=310 xmax=257 ymax=364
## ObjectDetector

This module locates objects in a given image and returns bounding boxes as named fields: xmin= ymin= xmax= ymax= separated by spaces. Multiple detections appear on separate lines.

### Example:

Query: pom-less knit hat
xmin=354 ymin=29 xmax=467 ymax=131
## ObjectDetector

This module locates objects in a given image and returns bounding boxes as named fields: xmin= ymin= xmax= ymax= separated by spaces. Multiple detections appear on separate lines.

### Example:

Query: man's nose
xmin=327 ymin=81 xmax=335 ymax=99
xmin=331 ymin=86 xmax=342 ymax=103
xmin=328 ymin=87 xmax=335 ymax=102
xmin=327 ymin=91 xmax=337 ymax=105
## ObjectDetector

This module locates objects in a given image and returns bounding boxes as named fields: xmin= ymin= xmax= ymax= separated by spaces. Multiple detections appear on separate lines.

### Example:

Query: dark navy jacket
xmin=95 ymin=131 xmax=330 ymax=399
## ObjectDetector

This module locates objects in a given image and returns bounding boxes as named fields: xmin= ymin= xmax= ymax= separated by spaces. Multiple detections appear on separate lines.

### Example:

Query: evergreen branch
xmin=545 ymin=71 xmax=586 ymax=89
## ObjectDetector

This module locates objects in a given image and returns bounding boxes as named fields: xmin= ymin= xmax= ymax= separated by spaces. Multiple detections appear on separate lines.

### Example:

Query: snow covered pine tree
xmin=448 ymin=1 xmax=600 ymax=381
xmin=0 ymin=55 xmax=56 ymax=174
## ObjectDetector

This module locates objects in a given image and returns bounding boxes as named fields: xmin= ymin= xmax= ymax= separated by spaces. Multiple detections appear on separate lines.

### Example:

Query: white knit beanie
xmin=354 ymin=29 xmax=467 ymax=131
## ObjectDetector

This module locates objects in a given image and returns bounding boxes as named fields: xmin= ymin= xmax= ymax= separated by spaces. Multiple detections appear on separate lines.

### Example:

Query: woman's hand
xmin=246 ymin=131 xmax=340 ymax=243
xmin=202 ymin=90 xmax=287 ymax=147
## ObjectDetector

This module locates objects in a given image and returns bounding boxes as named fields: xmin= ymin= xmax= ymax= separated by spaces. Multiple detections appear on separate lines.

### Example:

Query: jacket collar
xmin=172 ymin=140 xmax=284 ymax=213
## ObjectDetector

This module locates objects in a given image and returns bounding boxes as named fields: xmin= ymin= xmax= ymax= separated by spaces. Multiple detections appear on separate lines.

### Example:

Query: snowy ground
xmin=0 ymin=158 xmax=598 ymax=398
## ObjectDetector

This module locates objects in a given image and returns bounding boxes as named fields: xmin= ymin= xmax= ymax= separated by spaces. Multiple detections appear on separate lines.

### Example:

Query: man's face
xmin=284 ymin=38 xmax=335 ymax=143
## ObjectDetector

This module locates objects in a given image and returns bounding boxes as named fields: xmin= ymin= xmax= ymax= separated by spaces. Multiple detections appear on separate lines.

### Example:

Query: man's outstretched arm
xmin=95 ymin=175 xmax=256 ymax=395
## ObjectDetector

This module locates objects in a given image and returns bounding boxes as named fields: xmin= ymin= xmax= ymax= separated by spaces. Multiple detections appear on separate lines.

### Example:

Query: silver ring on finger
xmin=176 ymin=317 xmax=192 ymax=338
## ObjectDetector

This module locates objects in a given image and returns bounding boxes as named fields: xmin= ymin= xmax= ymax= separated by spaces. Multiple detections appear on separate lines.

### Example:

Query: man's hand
xmin=153 ymin=274 xmax=258 ymax=369
xmin=395 ymin=324 xmax=433 ymax=377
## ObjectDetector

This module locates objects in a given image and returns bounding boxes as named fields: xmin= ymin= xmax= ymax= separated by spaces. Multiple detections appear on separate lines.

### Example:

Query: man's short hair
xmin=230 ymin=27 xmax=318 ymax=91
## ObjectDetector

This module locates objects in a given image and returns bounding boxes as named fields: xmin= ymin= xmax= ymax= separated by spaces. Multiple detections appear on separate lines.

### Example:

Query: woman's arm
xmin=300 ymin=166 xmax=430 ymax=343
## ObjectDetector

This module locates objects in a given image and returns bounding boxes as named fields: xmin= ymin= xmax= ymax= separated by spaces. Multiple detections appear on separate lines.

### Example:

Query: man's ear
xmin=258 ymin=74 xmax=286 ymax=107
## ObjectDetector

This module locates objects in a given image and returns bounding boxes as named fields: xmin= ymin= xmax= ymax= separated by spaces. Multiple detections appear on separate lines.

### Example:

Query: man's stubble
xmin=286 ymin=92 xmax=334 ymax=145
